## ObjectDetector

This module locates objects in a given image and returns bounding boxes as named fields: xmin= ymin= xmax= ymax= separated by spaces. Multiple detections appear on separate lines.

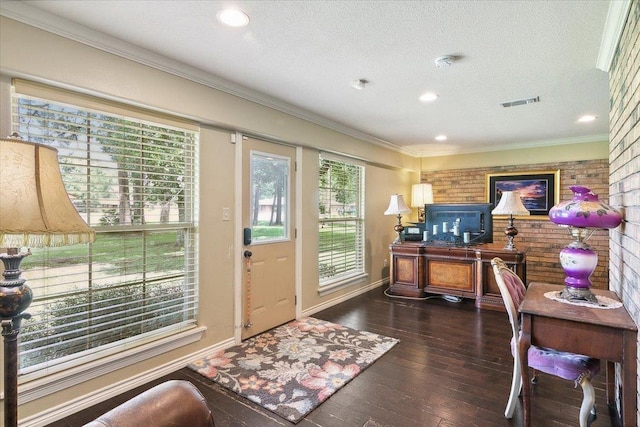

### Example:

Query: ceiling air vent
xmin=500 ymin=96 xmax=540 ymax=108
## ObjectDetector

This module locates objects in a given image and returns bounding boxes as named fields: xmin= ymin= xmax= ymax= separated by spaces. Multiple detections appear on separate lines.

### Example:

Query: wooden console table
xmin=388 ymin=241 xmax=527 ymax=310
xmin=519 ymin=282 xmax=637 ymax=427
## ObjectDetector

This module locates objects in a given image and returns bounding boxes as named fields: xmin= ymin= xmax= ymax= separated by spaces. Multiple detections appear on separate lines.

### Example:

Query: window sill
xmin=17 ymin=325 xmax=207 ymax=404
xmin=318 ymin=273 xmax=369 ymax=296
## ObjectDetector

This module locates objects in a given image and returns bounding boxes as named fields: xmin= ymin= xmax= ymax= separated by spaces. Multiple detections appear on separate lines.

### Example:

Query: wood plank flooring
xmin=46 ymin=287 xmax=617 ymax=427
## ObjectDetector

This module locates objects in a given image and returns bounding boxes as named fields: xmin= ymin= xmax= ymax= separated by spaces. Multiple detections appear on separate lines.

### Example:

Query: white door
xmin=241 ymin=137 xmax=296 ymax=339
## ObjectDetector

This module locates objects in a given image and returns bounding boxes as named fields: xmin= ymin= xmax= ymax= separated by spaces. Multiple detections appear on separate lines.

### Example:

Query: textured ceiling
xmin=2 ymin=1 xmax=613 ymax=156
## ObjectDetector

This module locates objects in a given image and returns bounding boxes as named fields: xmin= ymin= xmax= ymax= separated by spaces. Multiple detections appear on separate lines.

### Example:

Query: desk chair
xmin=491 ymin=257 xmax=600 ymax=427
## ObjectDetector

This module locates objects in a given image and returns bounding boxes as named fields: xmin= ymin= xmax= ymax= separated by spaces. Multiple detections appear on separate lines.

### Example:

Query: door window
xmin=250 ymin=151 xmax=290 ymax=243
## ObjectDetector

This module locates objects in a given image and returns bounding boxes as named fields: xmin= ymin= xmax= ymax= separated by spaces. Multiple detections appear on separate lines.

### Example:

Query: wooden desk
xmin=388 ymin=242 xmax=526 ymax=310
xmin=519 ymin=282 xmax=637 ymax=427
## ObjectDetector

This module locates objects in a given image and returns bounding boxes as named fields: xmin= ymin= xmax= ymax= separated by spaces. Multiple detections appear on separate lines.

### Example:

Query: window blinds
xmin=11 ymin=80 xmax=199 ymax=379
xmin=318 ymin=155 xmax=365 ymax=283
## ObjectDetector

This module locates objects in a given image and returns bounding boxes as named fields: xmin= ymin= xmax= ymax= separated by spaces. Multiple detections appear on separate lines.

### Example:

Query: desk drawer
xmin=427 ymin=260 xmax=474 ymax=291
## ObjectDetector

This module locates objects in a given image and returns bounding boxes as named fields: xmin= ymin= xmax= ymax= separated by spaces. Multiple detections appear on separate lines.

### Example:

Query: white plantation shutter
xmin=318 ymin=155 xmax=365 ymax=285
xmin=11 ymin=80 xmax=199 ymax=378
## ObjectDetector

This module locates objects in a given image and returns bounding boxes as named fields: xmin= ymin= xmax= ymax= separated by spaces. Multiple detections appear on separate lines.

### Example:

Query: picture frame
xmin=486 ymin=170 xmax=560 ymax=218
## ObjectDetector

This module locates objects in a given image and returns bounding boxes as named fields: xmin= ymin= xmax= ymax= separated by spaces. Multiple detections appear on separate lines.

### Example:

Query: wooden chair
xmin=490 ymin=257 xmax=600 ymax=427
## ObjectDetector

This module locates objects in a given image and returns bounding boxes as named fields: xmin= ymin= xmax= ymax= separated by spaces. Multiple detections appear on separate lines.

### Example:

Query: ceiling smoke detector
xmin=434 ymin=55 xmax=456 ymax=68
xmin=500 ymin=96 xmax=540 ymax=108
xmin=351 ymin=79 xmax=369 ymax=90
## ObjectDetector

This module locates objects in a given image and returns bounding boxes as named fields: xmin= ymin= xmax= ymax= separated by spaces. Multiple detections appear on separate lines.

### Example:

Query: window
xmin=11 ymin=80 xmax=199 ymax=379
xmin=250 ymin=151 xmax=290 ymax=242
xmin=318 ymin=155 xmax=365 ymax=286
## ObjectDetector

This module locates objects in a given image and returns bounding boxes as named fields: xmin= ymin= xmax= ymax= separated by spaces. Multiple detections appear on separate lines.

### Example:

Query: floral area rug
xmin=188 ymin=317 xmax=399 ymax=423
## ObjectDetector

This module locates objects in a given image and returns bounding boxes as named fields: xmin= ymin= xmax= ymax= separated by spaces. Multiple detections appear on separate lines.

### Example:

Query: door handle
xmin=244 ymin=250 xmax=252 ymax=258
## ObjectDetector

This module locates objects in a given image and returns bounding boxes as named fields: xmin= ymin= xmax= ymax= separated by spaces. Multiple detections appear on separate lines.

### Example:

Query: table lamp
xmin=411 ymin=183 xmax=433 ymax=222
xmin=491 ymin=191 xmax=530 ymax=250
xmin=384 ymin=194 xmax=411 ymax=244
xmin=548 ymin=185 xmax=622 ymax=303
xmin=0 ymin=135 xmax=95 ymax=427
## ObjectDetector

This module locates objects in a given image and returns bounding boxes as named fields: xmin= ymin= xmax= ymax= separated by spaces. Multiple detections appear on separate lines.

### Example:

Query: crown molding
xmin=596 ymin=0 xmax=632 ymax=71
xmin=408 ymin=134 xmax=609 ymax=158
xmin=0 ymin=2 xmax=402 ymax=154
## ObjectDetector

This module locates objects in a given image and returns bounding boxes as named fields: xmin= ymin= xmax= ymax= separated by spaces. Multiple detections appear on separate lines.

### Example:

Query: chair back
xmin=491 ymin=257 xmax=527 ymax=341
xmin=83 ymin=380 xmax=215 ymax=427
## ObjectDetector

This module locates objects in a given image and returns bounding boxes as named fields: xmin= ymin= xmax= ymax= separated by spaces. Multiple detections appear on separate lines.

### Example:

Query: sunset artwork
xmin=487 ymin=171 xmax=559 ymax=216
xmin=494 ymin=180 xmax=549 ymax=211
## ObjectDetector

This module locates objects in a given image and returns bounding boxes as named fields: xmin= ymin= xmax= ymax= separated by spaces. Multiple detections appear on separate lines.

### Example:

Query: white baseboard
xmin=20 ymin=336 xmax=235 ymax=427
xmin=303 ymin=278 xmax=387 ymax=317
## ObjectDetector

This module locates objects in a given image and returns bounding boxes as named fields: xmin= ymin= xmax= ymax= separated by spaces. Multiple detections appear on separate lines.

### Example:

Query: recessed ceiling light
xmin=419 ymin=92 xmax=439 ymax=103
xmin=217 ymin=9 xmax=250 ymax=27
xmin=577 ymin=115 xmax=597 ymax=123
xmin=435 ymin=135 xmax=447 ymax=141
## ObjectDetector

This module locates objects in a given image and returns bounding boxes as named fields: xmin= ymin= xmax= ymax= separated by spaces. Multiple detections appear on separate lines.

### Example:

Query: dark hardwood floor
xmin=46 ymin=287 xmax=617 ymax=427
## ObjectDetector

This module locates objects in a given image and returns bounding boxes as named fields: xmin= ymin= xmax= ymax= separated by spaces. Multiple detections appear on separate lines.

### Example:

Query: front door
xmin=241 ymin=137 xmax=296 ymax=339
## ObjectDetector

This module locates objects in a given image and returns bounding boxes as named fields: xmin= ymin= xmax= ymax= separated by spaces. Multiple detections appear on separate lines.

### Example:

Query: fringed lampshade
xmin=0 ymin=138 xmax=95 ymax=248
xmin=0 ymin=135 xmax=95 ymax=427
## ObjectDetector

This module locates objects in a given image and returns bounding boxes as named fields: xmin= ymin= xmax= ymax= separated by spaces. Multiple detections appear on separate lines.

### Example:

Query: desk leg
xmin=519 ymin=314 xmax=532 ymax=427
xmin=605 ymin=361 xmax=615 ymax=409
xmin=622 ymin=330 xmax=637 ymax=427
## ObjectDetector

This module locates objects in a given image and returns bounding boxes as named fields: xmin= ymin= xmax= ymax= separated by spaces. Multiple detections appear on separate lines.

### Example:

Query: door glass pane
xmin=250 ymin=151 xmax=289 ymax=242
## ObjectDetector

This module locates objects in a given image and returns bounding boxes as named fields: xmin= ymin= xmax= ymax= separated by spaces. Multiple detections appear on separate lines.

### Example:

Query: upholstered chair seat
xmin=526 ymin=344 xmax=600 ymax=383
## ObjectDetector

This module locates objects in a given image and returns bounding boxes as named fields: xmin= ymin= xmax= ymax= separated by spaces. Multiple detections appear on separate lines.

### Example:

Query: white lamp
xmin=491 ymin=191 xmax=530 ymax=250
xmin=411 ymin=183 xmax=434 ymax=222
xmin=384 ymin=194 xmax=411 ymax=244
xmin=0 ymin=135 xmax=95 ymax=427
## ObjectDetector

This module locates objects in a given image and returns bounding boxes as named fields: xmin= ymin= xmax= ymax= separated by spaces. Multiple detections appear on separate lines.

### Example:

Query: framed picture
xmin=486 ymin=170 xmax=559 ymax=218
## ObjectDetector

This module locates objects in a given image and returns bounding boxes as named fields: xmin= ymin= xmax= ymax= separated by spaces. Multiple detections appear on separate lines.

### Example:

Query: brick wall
xmin=422 ymin=159 xmax=611 ymax=288
xmin=608 ymin=0 xmax=640 ymax=423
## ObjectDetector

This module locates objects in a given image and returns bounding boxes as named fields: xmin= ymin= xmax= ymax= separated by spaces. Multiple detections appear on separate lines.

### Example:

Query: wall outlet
xmin=383 ymin=259 xmax=389 ymax=267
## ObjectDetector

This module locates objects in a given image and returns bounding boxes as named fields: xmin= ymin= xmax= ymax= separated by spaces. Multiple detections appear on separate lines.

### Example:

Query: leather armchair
xmin=84 ymin=380 xmax=215 ymax=427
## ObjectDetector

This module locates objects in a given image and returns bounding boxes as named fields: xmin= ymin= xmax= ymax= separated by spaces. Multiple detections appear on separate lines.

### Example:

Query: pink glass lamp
xmin=548 ymin=186 xmax=622 ymax=303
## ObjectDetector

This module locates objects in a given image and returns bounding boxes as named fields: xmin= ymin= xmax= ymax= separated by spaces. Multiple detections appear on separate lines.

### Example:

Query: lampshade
xmin=548 ymin=186 xmax=622 ymax=229
xmin=491 ymin=191 xmax=530 ymax=216
xmin=0 ymin=137 xmax=96 ymax=248
xmin=411 ymin=183 xmax=434 ymax=208
xmin=384 ymin=194 xmax=411 ymax=215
